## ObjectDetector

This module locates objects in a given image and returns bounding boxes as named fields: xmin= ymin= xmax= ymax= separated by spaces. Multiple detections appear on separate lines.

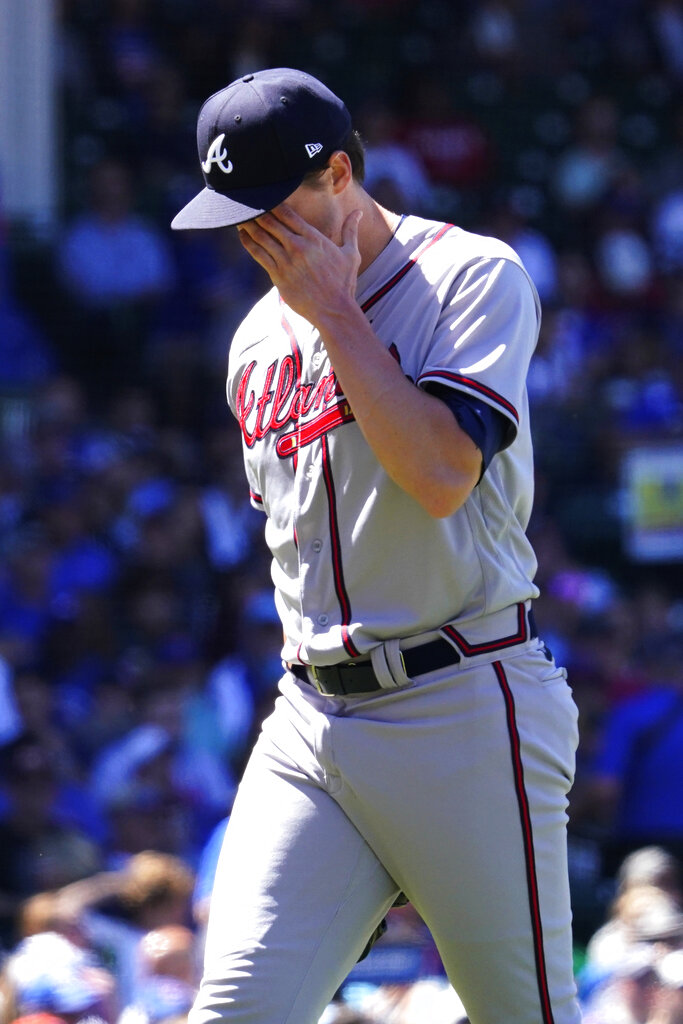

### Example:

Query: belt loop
xmin=386 ymin=639 xmax=412 ymax=686
xmin=370 ymin=641 xmax=407 ymax=689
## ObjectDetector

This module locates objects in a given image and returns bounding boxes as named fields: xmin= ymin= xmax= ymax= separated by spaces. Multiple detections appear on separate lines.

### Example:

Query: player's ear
xmin=328 ymin=151 xmax=353 ymax=195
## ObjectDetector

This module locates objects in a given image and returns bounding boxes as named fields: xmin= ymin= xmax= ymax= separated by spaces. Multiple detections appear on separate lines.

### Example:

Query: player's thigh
xmin=330 ymin=649 xmax=580 ymax=1024
xmin=193 ymin=731 xmax=399 ymax=1024
xmin=404 ymin=653 xmax=580 ymax=1024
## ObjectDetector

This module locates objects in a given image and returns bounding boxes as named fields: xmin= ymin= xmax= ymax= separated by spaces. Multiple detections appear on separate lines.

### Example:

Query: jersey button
xmin=318 ymin=614 xmax=329 ymax=626
xmin=312 ymin=539 xmax=323 ymax=553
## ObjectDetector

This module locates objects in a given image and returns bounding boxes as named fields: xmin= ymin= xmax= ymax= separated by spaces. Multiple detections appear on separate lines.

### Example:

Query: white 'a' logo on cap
xmin=305 ymin=143 xmax=323 ymax=158
xmin=202 ymin=134 xmax=234 ymax=175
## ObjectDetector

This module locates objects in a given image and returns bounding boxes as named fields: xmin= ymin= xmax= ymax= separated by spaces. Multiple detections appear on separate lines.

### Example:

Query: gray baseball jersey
xmin=227 ymin=214 xmax=541 ymax=666
xmin=194 ymin=213 xmax=582 ymax=1024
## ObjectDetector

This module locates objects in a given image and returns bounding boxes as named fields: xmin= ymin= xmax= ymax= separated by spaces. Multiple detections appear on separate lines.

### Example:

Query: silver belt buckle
xmin=309 ymin=665 xmax=332 ymax=697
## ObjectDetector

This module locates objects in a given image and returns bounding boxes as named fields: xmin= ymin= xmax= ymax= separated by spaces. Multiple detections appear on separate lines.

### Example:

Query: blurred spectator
xmin=468 ymin=1 xmax=522 ymax=74
xmin=581 ymin=944 xmax=661 ymax=1024
xmin=185 ymin=655 xmax=254 ymax=777
xmin=583 ymin=637 xmax=683 ymax=873
xmin=57 ymin=159 xmax=174 ymax=399
xmin=651 ymin=190 xmax=683 ymax=274
xmin=17 ymin=890 xmax=90 ymax=952
xmin=355 ymin=100 xmax=435 ymax=215
xmin=594 ymin=227 xmax=653 ymax=301
xmin=584 ymin=884 xmax=683 ymax=975
xmin=117 ymin=925 xmax=197 ymax=1024
xmin=360 ymin=977 xmax=469 ymax=1024
xmin=648 ymin=101 xmax=683 ymax=202
xmin=59 ymin=160 xmax=173 ymax=311
xmin=0 ymin=287 xmax=56 ymax=392
xmin=38 ymin=477 xmax=120 ymax=616
xmin=318 ymin=1005 xmax=377 ymax=1024
xmin=0 ymin=198 xmax=56 ymax=391
xmin=649 ymin=1 xmax=683 ymax=82
xmin=653 ymin=950 xmax=683 ymax=1024
xmin=9 ymin=670 xmax=80 ymax=782
xmin=101 ymin=0 xmax=164 ymax=110
xmin=132 ymin=64 xmax=196 ymax=224
xmin=399 ymin=77 xmax=494 ymax=218
xmin=137 ymin=925 xmax=196 ymax=986
xmin=0 ymin=931 xmax=117 ymax=1024
xmin=552 ymin=96 xmax=630 ymax=216
xmin=0 ymin=534 xmax=56 ymax=671
xmin=483 ymin=190 xmax=559 ymax=303
xmin=191 ymin=817 xmax=228 ymax=932
xmin=55 ymin=852 xmax=194 ymax=1007
xmin=0 ymin=735 xmax=102 ymax=949
xmin=618 ymin=848 xmax=683 ymax=902
xmin=90 ymin=709 xmax=233 ymax=865
xmin=0 ymin=657 xmax=22 ymax=746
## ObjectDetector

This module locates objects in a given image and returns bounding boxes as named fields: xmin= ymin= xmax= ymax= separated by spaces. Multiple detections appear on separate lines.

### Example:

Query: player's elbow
xmin=422 ymin=490 xmax=468 ymax=519
xmin=419 ymin=465 xmax=479 ymax=519
xmin=415 ymin=413 xmax=483 ymax=517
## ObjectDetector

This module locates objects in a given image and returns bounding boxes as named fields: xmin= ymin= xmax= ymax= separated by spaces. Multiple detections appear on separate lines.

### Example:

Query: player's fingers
xmin=240 ymin=220 xmax=287 ymax=261
xmin=237 ymin=227 xmax=278 ymax=275
xmin=269 ymin=203 xmax=311 ymax=236
xmin=240 ymin=218 xmax=282 ymax=248
xmin=341 ymin=209 xmax=363 ymax=252
xmin=256 ymin=209 xmax=316 ymax=254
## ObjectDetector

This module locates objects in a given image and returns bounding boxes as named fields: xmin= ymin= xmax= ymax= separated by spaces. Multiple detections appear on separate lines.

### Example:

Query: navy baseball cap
xmin=171 ymin=68 xmax=352 ymax=230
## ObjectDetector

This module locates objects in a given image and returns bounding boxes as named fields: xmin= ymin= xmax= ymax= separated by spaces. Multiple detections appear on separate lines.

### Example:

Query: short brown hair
xmin=303 ymin=129 xmax=365 ymax=186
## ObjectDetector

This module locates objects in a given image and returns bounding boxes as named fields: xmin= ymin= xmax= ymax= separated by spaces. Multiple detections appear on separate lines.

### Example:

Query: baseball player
xmin=172 ymin=68 xmax=581 ymax=1024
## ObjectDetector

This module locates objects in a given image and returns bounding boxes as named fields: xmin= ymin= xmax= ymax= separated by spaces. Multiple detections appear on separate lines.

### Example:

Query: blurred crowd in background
xmin=1 ymin=1 xmax=683 ymax=1022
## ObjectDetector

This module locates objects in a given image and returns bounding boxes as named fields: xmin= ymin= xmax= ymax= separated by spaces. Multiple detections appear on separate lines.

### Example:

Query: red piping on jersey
xmin=280 ymin=305 xmax=358 ymax=656
xmin=443 ymin=602 xmax=527 ymax=655
xmin=249 ymin=489 xmax=263 ymax=506
xmin=321 ymin=434 xmax=360 ymax=658
xmin=418 ymin=370 xmax=519 ymax=424
xmin=360 ymin=224 xmax=453 ymax=314
xmin=280 ymin=306 xmax=302 ymax=556
xmin=494 ymin=660 xmax=555 ymax=1024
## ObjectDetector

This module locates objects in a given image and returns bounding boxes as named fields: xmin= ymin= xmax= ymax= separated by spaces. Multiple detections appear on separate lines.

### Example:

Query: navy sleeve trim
xmin=418 ymin=369 xmax=519 ymax=424
xmin=425 ymin=383 xmax=513 ymax=476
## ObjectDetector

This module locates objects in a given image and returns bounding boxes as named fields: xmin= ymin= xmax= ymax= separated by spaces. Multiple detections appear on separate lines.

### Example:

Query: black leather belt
xmin=290 ymin=609 xmax=537 ymax=697
xmin=290 ymin=637 xmax=460 ymax=696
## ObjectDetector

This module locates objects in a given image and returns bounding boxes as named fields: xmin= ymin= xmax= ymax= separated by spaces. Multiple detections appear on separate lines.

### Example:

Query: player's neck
xmin=354 ymin=192 xmax=402 ymax=274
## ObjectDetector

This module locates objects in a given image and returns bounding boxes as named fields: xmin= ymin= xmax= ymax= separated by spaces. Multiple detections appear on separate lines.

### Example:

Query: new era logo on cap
xmin=171 ymin=68 xmax=352 ymax=230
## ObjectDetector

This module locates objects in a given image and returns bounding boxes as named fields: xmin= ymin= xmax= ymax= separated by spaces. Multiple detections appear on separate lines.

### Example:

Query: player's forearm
xmin=316 ymin=301 xmax=481 ymax=518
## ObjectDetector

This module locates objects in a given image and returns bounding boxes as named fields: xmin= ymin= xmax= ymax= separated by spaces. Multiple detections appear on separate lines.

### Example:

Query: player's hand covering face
xmin=237 ymin=201 xmax=363 ymax=327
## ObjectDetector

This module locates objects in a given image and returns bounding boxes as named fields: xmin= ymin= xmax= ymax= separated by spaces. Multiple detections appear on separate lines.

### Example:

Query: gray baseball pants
xmin=190 ymin=638 xmax=581 ymax=1024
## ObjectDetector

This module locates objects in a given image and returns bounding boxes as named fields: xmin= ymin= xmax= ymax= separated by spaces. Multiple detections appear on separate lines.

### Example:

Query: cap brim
xmin=171 ymin=175 xmax=306 ymax=230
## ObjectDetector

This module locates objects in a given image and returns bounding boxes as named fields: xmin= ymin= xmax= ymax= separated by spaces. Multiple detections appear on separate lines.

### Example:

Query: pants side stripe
xmin=493 ymin=659 xmax=556 ymax=1024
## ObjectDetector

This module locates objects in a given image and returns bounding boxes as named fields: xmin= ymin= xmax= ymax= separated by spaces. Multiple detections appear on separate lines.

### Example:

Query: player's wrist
xmin=312 ymin=294 xmax=366 ymax=336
